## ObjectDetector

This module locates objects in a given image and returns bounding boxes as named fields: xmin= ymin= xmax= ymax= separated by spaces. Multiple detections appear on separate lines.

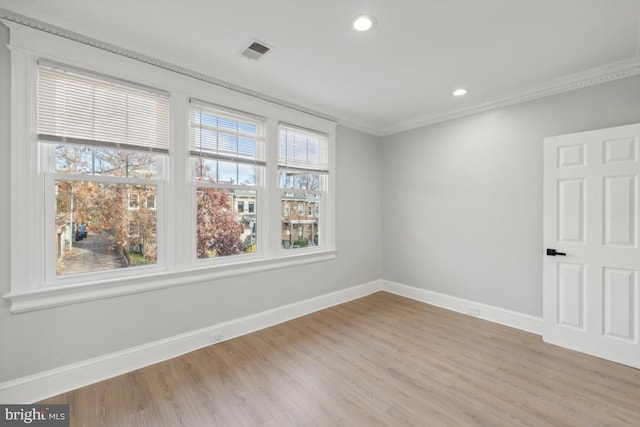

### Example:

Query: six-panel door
xmin=543 ymin=123 xmax=639 ymax=369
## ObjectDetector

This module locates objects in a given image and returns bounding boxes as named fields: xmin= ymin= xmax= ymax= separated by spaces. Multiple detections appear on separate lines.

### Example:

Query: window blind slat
xmin=278 ymin=166 xmax=329 ymax=175
xmin=40 ymin=133 xmax=169 ymax=154
xmin=278 ymin=125 xmax=329 ymax=172
xmin=189 ymin=103 xmax=266 ymax=164
xmin=38 ymin=66 xmax=169 ymax=151
xmin=189 ymin=150 xmax=266 ymax=167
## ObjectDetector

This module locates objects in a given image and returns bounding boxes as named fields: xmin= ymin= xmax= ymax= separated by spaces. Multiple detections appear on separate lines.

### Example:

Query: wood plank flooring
xmin=40 ymin=292 xmax=640 ymax=426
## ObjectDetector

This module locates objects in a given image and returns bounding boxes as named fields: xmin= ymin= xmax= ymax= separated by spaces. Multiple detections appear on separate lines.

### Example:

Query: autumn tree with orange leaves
xmin=55 ymin=146 xmax=158 ymax=261
xmin=196 ymin=188 xmax=244 ymax=258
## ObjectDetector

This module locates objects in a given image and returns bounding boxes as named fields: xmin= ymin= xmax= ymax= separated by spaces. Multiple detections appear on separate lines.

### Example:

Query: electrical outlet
xmin=467 ymin=307 xmax=480 ymax=317
xmin=208 ymin=330 xmax=223 ymax=343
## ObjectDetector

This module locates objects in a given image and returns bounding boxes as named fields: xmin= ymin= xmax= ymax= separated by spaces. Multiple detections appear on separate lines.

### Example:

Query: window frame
xmin=44 ymin=170 xmax=166 ymax=286
xmin=146 ymin=194 xmax=156 ymax=210
xmin=277 ymin=123 xmax=331 ymax=253
xmin=188 ymin=100 xmax=266 ymax=264
xmin=36 ymin=60 xmax=170 ymax=286
xmin=128 ymin=192 xmax=140 ymax=210
xmin=4 ymin=23 xmax=336 ymax=313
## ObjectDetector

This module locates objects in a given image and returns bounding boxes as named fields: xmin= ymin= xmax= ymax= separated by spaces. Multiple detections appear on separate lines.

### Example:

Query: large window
xmin=189 ymin=101 xmax=264 ymax=259
xmin=278 ymin=125 xmax=329 ymax=249
xmin=38 ymin=63 xmax=168 ymax=280
xmin=7 ymin=26 xmax=335 ymax=312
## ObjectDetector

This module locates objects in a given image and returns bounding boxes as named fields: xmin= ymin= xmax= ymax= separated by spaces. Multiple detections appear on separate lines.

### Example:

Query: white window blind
xmin=37 ymin=62 xmax=170 ymax=153
xmin=189 ymin=100 xmax=266 ymax=166
xmin=278 ymin=124 xmax=329 ymax=173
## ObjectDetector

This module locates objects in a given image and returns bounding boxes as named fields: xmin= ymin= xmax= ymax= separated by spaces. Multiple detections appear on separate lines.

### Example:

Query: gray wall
xmin=381 ymin=76 xmax=640 ymax=316
xmin=0 ymin=23 xmax=382 ymax=382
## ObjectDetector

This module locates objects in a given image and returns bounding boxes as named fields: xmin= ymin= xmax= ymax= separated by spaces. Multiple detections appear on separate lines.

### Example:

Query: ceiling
xmin=1 ymin=0 xmax=639 ymax=135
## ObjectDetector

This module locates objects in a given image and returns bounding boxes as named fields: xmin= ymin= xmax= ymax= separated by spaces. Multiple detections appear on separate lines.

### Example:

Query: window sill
xmin=3 ymin=250 xmax=337 ymax=313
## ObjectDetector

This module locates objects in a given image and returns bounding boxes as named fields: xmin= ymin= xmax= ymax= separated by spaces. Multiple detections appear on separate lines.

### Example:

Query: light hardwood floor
xmin=40 ymin=292 xmax=640 ymax=426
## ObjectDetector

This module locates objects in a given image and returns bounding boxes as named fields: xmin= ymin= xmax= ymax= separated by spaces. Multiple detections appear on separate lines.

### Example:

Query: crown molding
xmin=1 ymin=6 xmax=638 ymax=138
xmin=0 ymin=8 xmax=339 ymax=125
xmin=380 ymin=59 xmax=640 ymax=136
xmin=336 ymin=118 xmax=382 ymax=137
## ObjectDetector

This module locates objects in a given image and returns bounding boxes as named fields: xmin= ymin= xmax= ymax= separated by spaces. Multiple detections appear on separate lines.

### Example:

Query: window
xmin=128 ymin=193 xmax=140 ymax=210
xmin=38 ymin=63 xmax=168 ymax=279
xmin=146 ymin=194 xmax=156 ymax=210
xmin=189 ymin=100 xmax=265 ymax=259
xmin=279 ymin=124 xmax=329 ymax=249
xmin=128 ymin=220 xmax=140 ymax=238
xmin=7 ymin=28 xmax=335 ymax=312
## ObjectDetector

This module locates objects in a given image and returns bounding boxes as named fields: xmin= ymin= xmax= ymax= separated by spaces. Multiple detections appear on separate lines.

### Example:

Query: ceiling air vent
xmin=240 ymin=40 xmax=271 ymax=61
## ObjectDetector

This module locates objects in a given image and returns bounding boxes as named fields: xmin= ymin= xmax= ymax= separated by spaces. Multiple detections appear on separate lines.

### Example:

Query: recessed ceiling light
xmin=353 ymin=15 xmax=376 ymax=32
xmin=453 ymin=88 xmax=467 ymax=96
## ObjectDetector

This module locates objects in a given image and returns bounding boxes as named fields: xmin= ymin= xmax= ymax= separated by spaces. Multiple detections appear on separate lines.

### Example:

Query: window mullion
xmin=170 ymin=92 xmax=191 ymax=271
xmin=266 ymin=119 xmax=281 ymax=258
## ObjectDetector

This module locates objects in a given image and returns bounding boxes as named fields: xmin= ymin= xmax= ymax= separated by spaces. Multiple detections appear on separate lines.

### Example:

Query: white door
xmin=543 ymin=123 xmax=640 ymax=369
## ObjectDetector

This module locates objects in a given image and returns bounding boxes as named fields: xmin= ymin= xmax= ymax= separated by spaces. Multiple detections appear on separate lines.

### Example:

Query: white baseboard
xmin=0 ymin=280 xmax=383 ymax=404
xmin=381 ymin=280 xmax=543 ymax=335
xmin=0 ymin=279 xmax=542 ymax=404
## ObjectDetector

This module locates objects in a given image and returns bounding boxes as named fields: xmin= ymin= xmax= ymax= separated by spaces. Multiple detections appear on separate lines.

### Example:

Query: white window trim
xmin=4 ymin=251 xmax=337 ymax=313
xmin=276 ymin=123 xmax=333 ymax=254
xmin=146 ymin=194 xmax=156 ymax=210
xmin=128 ymin=192 xmax=140 ymax=210
xmin=4 ymin=22 xmax=336 ymax=313
xmin=188 ymin=102 xmax=266 ymax=263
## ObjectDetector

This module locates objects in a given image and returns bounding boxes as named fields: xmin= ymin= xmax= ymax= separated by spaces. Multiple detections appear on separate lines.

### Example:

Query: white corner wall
xmin=381 ymin=76 xmax=640 ymax=317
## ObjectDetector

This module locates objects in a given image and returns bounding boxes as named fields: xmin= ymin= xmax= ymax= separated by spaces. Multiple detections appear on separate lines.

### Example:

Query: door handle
xmin=546 ymin=248 xmax=567 ymax=256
